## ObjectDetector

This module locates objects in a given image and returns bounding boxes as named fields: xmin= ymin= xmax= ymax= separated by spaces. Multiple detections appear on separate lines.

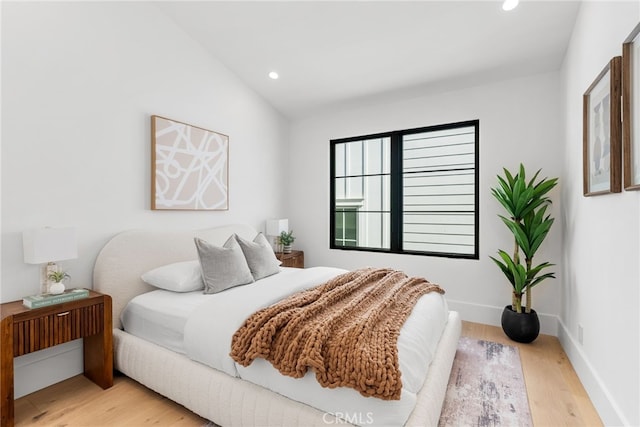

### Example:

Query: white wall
xmin=1 ymin=2 xmax=288 ymax=396
xmin=560 ymin=2 xmax=639 ymax=426
xmin=289 ymin=71 xmax=564 ymax=333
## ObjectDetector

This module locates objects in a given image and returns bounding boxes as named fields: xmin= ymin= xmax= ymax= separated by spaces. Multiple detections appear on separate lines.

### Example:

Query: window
xmin=330 ymin=120 xmax=479 ymax=259
xmin=335 ymin=206 xmax=358 ymax=247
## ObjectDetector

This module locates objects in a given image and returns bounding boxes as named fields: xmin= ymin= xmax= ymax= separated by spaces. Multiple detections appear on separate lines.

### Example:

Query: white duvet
xmin=123 ymin=267 xmax=449 ymax=427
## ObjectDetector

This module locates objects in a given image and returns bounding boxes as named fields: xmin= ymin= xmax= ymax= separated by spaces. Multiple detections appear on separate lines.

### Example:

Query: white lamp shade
xmin=23 ymin=227 xmax=78 ymax=264
xmin=266 ymin=219 xmax=289 ymax=236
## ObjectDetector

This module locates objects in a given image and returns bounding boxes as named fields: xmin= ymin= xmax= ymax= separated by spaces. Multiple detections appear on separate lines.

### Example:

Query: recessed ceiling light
xmin=268 ymin=71 xmax=279 ymax=80
xmin=502 ymin=0 xmax=519 ymax=11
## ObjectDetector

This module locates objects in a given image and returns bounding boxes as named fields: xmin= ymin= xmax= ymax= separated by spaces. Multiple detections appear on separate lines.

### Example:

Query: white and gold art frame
xmin=151 ymin=115 xmax=229 ymax=210
xmin=623 ymin=22 xmax=640 ymax=190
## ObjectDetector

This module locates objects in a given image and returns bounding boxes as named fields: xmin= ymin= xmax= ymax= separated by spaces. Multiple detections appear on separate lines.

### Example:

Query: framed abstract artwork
xmin=151 ymin=115 xmax=229 ymax=210
xmin=583 ymin=56 xmax=622 ymax=196
xmin=623 ymin=23 xmax=640 ymax=190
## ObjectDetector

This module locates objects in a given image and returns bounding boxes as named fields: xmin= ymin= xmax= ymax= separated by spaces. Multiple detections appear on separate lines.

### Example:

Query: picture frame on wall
xmin=151 ymin=115 xmax=229 ymax=210
xmin=623 ymin=22 xmax=640 ymax=191
xmin=583 ymin=56 xmax=622 ymax=196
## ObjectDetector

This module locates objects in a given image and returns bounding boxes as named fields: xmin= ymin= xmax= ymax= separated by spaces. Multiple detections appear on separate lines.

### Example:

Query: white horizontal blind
xmin=402 ymin=126 xmax=476 ymax=255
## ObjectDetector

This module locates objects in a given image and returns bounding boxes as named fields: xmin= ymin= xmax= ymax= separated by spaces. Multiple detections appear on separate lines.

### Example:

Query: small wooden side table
xmin=276 ymin=250 xmax=304 ymax=268
xmin=0 ymin=290 xmax=113 ymax=427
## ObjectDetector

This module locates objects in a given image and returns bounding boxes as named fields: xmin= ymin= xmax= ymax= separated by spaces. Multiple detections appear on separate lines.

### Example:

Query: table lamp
xmin=23 ymin=227 xmax=78 ymax=294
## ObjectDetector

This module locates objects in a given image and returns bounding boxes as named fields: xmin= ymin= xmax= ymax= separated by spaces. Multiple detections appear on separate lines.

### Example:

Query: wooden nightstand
xmin=0 ymin=290 xmax=113 ymax=427
xmin=276 ymin=250 xmax=304 ymax=268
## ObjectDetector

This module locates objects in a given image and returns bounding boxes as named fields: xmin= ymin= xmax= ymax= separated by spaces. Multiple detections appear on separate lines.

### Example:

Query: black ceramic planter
xmin=501 ymin=305 xmax=540 ymax=343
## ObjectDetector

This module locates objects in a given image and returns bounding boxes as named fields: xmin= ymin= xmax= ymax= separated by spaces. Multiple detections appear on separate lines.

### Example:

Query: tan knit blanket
xmin=230 ymin=267 xmax=445 ymax=400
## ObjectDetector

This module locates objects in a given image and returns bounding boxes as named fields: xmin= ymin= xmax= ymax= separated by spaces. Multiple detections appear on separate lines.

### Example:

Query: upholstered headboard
xmin=93 ymin=224 xmax=258 ymax=329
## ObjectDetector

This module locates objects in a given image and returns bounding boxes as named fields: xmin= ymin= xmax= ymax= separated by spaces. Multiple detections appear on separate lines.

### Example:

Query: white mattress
xmin=120 ymin=288 xmax=208 ymax=354
xmin=121 ymin=266 xmax=449 ymax=427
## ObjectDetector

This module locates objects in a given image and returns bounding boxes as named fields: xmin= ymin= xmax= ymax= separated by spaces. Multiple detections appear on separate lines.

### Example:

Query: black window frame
xmin=329 ymin=119 xmax=479 ymax=259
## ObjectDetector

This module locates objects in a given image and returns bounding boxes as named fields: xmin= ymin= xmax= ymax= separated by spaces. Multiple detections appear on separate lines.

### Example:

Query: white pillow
xmin=141 ymin=260 xmax=204 ymax=292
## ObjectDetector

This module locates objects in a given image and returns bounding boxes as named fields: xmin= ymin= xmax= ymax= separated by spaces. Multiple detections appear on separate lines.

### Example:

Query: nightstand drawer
xmin=276 ymin=250 xmax=304 ymax=268
xmin=12 ymin=303 xmax=104 ymax=356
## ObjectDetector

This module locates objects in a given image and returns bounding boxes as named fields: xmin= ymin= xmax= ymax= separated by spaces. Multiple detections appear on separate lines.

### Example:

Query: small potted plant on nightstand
xmin=278 ymin=230 xmax=296 ymax=254
xmin=47 ymin=270 xmax=70 ymax=295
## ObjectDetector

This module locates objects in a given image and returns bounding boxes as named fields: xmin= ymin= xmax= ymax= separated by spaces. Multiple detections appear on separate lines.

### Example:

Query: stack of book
xmin=23 ymin=288 xmax=89 ymax=309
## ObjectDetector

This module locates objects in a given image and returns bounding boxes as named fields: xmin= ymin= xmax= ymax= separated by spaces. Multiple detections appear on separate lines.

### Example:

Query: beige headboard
xmin=93 ymin=224 xmax=258 ymax=329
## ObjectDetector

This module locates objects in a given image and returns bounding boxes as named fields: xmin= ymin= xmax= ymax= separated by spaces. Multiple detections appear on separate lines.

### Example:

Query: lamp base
xmin=272 ymin=236 xmax=282 ymax=253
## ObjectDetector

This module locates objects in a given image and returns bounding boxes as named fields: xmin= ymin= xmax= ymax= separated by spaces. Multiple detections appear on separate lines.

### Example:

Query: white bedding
xmin=120 ymin=267 xmax=341 ymax=356
xmin=120 ymin=288 xmax=208 ymax=354
xmin=121 ymin=266 xmax=449 ymax=427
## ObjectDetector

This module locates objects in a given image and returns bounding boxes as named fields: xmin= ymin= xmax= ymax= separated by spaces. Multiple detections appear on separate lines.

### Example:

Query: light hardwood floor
xmin=14 ymin=321 xmax=603 ymax=426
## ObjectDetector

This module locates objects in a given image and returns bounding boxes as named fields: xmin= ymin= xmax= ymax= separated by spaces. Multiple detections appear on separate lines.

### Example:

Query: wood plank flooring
xmin=461 ymin=322 xmax=602 ymax=426
xmin=14 ymin=321 xmax=603 ymax=426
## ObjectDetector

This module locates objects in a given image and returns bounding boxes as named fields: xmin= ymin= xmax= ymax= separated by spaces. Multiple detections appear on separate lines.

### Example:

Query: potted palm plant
xmin=490 ymin=164 xmax=558 ymax=343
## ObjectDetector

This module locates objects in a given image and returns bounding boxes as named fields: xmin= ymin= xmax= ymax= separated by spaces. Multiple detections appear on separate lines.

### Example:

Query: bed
xmin=93 ymin=224 xmax=461 ymax=426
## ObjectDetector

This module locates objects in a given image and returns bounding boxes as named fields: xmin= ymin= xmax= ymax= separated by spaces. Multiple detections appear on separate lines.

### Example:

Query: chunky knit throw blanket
xmin=230 ymin=268 xmax=445 ymax=400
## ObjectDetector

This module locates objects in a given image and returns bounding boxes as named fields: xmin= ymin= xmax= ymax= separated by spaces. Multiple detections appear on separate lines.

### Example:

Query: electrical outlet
xmin=578 ymin=324 xmax=584 ymax=345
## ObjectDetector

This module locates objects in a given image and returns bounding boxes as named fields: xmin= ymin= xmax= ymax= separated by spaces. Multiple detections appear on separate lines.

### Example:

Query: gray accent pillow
xmin=194 ymin=235 xmax=254 ymax=294
xmin=235 ymin=233 xmax=281 ymax=280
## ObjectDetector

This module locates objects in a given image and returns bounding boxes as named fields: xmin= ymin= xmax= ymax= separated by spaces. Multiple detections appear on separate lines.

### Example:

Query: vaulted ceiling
xmin=157 ymin=1 xmax=580 ymax=119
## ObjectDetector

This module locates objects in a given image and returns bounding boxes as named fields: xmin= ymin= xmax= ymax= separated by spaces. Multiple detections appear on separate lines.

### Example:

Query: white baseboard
xmin=13 ymin=338 xmax=83 ymax=398
xmin=446 ymin=299 xmax=558 ymax=336
xmin=557 ymin=319 xmax=628 ymax=426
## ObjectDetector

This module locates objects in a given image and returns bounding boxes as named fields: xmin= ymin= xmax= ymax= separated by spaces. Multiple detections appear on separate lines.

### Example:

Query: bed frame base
xmin=113 ymin=311 xmax=461 ymax=427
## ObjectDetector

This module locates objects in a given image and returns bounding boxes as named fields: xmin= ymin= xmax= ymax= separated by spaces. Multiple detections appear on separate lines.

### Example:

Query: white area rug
xmin=438 ymin=336 xmax=533 ymax=427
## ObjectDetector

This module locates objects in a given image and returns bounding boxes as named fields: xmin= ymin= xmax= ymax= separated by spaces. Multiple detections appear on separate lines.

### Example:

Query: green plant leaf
xmin=490 ymin=256 xmax=515 ymax=287
xmin=526 ymin=262 xmax=555 ymax=280
xmin=492 ymin=186 xmax=514 ymax=216
xmin=512 ymin=178 xmax=524 ymax=214
xmin=527 ymin=168 xmax=542 ymax=188
xmin=532 ymin=178 xmax=558 ymax=199
xmin=529 ymin=219 xmax=553 ymax=255
xmin=506 ymin=220 xmax=531 ymax=256
xmin=528 ymin=272 xmax=556 ymax=288
xmin=493 ymin=250 xmax=528 ymax=293
xmin=47 ymin=271 xmax=70 ymax=282
xmin=519 ymin=197 xmax=547 ymax=219
xmin=503 ymin=168 xmax=515 ymax=188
